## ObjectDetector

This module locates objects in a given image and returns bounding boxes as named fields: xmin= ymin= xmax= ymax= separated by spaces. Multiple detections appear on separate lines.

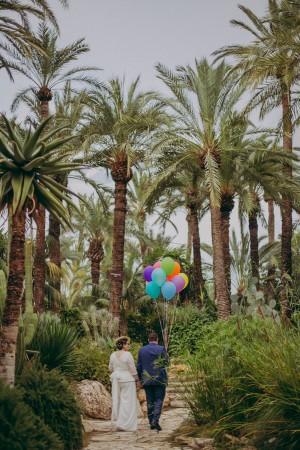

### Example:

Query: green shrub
xmin=0 ymin=380 xmax=63 ymax=450
xmin=127 ymin=309 xmax=161 ymax=345
xmin=72 ymin=338 xmax=111 ymax=388
xmin=168 ymin=305 xmax=214 ymax=356
xmin=185 ymin=317 xmax=300 ymax=448
xmin=60 ymin=307 xmax=86 ymax=337
xmin=27 ymin=313 xmax=78 ymax=375
xmin=184 ymin=318 xmax=275 ymax=426
xmin=236 ymin=326 xmax=300 ymax=449
xmin=19 ymin=366 xmax=83 ymax=450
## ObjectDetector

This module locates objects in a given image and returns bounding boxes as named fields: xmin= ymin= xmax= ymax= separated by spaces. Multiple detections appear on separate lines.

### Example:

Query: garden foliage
xmin=184 ymin=317 xmax=300 ymax=449
xmin=0 ymin=380 xmax=63 ymax=450
xmin=19 ymin=366 xmax=83 ymax=450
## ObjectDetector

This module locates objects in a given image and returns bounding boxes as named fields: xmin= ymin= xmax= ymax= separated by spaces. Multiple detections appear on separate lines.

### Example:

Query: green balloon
xmin=161 ymin=257 xmax=175 ymax=275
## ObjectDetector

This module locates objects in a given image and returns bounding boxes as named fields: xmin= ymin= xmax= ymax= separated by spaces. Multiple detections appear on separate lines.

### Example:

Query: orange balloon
xmin=169 ymin=261 xmax=181 ymax=278
xmin=167 ymin=274 xmax=175 ymax=281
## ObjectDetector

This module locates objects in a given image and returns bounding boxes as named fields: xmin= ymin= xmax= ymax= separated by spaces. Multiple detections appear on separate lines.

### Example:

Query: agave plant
xmin=27 ymin=313 xmax=79 ymax=374
xmin=0 ymin=115 xmax=81 ymax=385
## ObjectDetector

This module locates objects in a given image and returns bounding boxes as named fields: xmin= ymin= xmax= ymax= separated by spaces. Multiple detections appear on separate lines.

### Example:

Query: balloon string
xmin=154 ymin=300 xmax=166 ymax=349
xmin=168 ymin=294 xmax=179 ymax=348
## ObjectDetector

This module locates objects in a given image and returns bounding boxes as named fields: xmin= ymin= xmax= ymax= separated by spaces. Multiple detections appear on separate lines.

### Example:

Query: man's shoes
xmin=151 ymin=422 xmax=162 ymax=431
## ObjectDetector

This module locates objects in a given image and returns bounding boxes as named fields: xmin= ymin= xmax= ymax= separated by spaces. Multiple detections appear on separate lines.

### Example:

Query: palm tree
xmin=127 ymin=170 xmax=177 ymax=263
xmin=74 ymin=194 xmax=113 ymax=296
xmin=0 ymin=0 xmax=68 ymax=79
xmin=0 ymin=115 xmax=81 ymax=385
xmin=149 ymin=166 xmax=208 ymax=298
xmin=214 ymin=0 xmax=300 ymax=318
xmin=156 ymin=59 xmax=246 ymax=318
xmin=83 ymin=77 xmax=169 ymax=325
xmin=12 ymin=25 xmax=98 ymax=311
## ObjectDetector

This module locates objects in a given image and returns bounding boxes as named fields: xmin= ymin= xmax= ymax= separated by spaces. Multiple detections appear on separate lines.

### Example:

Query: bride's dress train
xmin=109 ymin=351 xmax=138 ymax=431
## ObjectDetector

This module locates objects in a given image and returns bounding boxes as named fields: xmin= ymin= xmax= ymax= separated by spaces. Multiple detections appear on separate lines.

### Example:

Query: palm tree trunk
xmin=32 ymin=95 xmax=50 ymax=313
xmin=33 ymin=205 xmax=45 ymax=313
xmin=220 ymin=194 xmax=234 ymax=295
xmin=280 ymin=82 xmax=293 ymax=319
xmin=210 ymin=204 xmax=231 ymax=319
xmin=91 ymin=257 xmax=101 ymax=293
xmin=49 ymin=213 xmax=61 ymax=309
xmin=189 ymin=205 xmax=204 ymax=299
xmin=265 ymin=199 xmax=276 ymax=298
xmin=248 ymin=210 xmax=259 ymax=282
xmin=0 ymin=210 xmax=25 ymax=385
xmin=186 ymin=211 xmax=192 ymax=263
xmin=110 ymin=165 xmax=130 ymax=331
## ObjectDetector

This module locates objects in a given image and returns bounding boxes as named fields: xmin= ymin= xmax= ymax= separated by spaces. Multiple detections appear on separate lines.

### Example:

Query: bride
xmin=109 ymin=336 xmax=138 ymax=431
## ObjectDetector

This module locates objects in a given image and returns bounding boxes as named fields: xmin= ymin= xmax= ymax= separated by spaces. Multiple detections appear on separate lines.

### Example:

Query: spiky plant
xmin=0 ymin=115 xmax=81 ymax=385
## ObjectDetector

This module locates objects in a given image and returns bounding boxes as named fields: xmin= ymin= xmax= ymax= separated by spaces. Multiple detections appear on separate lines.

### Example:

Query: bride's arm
xmin=108 ymin=353 xmax=114 ymax=372
xmin=126 ymin=352 xmax=138 ymax=378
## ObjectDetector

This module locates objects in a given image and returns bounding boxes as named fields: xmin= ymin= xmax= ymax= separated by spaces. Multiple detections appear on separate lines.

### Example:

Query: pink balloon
xmin=172 ymin=275 xmax=185 ymax=292
xmin=153 ymin=261 xmax=161 ymax=269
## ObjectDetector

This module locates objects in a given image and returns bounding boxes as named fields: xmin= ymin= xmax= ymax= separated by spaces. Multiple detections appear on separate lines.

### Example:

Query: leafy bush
xmin=236 ymin=326 xmax=300 ymax=449
xmin=60 ymin=307 xmax=86 ymax=337
xmin=127 ymin=302 xmax=162 ymax=345
xmin=0 ymin=380 xmax=63 ymax=450
xmin=184 ymin=317 xmax=300 ymax=448
xmin=72 ymin=338 xmax=111 ymax=388
xmin=27 ymin=313 xmax=78 ymax=375
xmin=19 ymin=366 xmax=83 ymax=450
xmin=168 ymin=305 xmax=215 ymax=356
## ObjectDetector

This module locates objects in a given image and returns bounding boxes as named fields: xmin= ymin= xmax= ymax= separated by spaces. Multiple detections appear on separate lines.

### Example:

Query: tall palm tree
xmin=83 ymin=77 xmax=169 ymax=324
xmin=12 ymin=26 xmax=98 ymax=310
xmin=127 ymin=170 xmax=177 ymax=262
xmin=156 ymin=59 xmax=246 ymax=319
xmin=0 ymin=0 xmax=68 ymax=79
xmin=0 ymin=115 xmax=81 ymax=385
xmin=214 ymin=0 xmax=300 ymax=318
xmin=74 ymin=194 xmax=113 ymax=296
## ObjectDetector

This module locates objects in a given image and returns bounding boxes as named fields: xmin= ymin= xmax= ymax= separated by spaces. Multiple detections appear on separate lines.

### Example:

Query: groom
xmin=137 ymin=331 xmax=168 ymax=431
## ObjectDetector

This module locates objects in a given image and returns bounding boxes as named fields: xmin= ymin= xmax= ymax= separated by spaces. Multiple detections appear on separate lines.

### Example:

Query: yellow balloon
xmin=179 ymin=273 xmax=189 ymax=288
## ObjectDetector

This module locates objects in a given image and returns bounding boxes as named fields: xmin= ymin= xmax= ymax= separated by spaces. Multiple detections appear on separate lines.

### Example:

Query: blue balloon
xmin=146 ymin=281 xmax=160 ymax=299
xmin=151 ymin=268 xmax=167 ymax=287
xmin=161 ymin=281 xmax=176 ymax=301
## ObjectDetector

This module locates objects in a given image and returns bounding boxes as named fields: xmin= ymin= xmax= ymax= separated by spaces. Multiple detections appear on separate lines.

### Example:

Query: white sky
xmin=1 ymin=0 xmax=283 ymax=248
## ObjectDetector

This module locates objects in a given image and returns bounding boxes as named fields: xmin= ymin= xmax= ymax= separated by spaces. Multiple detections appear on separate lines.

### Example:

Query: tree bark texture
xmin=186 ymin=211 xmax=192 ymax=264
xmin=33 ymin=205 xmax=46 ymax=313
xmin=0 ymin=211 xmax=25 ymax=385
xmin=280 ymin=84 xmax=293 ymax=319
xmin=88 ymin=238 xmax=104 ymax=297
xmin=210 ymin=204 xmax=231 ymax=319
xmin=248 ymin=210 xmax=260 ymax=282
xmin=220 ymin=194 xmax=234 ymax=295
xmin=110 ymin=162 xmax=131 ymax=331
xmin=49 ymin=212 xmax=61 ymax=309
xmin=266 ymin=199 xmax=276 ymax=298
xmin=189 ymin=205 xmax=204 ymax=299
xmin=32 ymin=92 xmax=51 ymax=313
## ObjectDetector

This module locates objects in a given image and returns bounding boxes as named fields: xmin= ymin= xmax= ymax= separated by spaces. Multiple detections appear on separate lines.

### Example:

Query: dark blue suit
xmin=137 ymin=343 xmax=168 ymax=425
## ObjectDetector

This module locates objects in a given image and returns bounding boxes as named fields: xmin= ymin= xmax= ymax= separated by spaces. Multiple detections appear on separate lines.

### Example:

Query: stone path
xmin=84 ymin=408 xmax=190 ymax=450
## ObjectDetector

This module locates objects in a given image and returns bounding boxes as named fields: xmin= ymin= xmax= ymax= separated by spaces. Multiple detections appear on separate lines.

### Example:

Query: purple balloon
xmin=143 ymin=265 xmax=153 ymax=282
xmin=172 ymin=275 xmax=185 ymax=292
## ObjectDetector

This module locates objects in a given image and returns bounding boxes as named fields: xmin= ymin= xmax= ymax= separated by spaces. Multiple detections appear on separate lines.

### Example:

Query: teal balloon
xmin=151 ymin=268 xmax=167 ymax=287
xmin=146 ymin=281 xmax=160 ymax=299
xmin=161 ymin=281 xmax=177 ymax=300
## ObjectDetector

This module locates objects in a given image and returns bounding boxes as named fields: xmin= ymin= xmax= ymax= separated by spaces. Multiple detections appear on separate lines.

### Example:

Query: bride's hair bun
xmin=115 ymin=336 xmax=130 ymax=350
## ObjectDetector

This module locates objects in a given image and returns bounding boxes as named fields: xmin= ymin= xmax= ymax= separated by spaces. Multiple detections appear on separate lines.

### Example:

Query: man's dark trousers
xmin=144 ymin=385 xmax=166 ymax=425
xmin=137 ymin=342 xmax=168 ymax=426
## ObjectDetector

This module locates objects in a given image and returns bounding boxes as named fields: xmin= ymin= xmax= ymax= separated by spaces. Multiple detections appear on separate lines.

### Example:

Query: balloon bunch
xmin=144 ymin=257 xmax=189 ymax=300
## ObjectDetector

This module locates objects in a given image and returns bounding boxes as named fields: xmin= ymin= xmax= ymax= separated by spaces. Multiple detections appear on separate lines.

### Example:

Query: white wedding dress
xmin=109 ymin=350 xmax=138 ymax=431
